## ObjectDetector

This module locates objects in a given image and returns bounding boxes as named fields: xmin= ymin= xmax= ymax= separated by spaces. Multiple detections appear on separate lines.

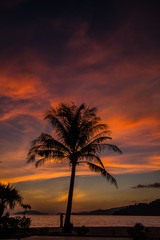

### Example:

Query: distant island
xmin=15 ymin=199 xmax=160 ymax=216
xmin=72 ymin=199 xmax=160 ymax=216
xmin=72 ymin=206 xmax=126 ymax=215
xmin=114 ymin=199 xmax=160 ymax=216
xmin=14 ymin=210 xmax=48 ymax=215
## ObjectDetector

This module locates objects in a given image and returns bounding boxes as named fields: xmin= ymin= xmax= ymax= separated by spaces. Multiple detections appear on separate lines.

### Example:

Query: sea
xmin=13 ymin=215 xmax=160 ymax=228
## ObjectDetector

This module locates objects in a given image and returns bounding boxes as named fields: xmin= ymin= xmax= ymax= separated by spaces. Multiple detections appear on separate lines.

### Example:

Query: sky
xmin=0 ymin=0 xmax=160 ymax=213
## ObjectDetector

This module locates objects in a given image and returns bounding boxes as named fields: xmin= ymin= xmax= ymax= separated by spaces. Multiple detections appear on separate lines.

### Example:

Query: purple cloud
xmin=132 ymin=183 xmax=160 ymax=189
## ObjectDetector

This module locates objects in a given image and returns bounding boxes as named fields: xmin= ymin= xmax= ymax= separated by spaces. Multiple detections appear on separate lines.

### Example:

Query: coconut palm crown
xmin=0 ymin=183 xmax=22 ymax=217
xmin=27 ymin=103 xmax=122 ymax=232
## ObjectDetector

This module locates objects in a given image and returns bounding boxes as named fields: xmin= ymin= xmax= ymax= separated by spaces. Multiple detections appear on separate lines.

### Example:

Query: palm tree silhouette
xmin=0 ymin=183 xmax=22 ymax=217
xmin=21 ymin=203 xmax=31 ymax=215
xmin=27 ymin=103 xmax=122 ymax=232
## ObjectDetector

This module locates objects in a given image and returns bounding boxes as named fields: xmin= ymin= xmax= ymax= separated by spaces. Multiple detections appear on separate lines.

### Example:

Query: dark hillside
xmin=114 ymin=199 xmax=160 ymax=216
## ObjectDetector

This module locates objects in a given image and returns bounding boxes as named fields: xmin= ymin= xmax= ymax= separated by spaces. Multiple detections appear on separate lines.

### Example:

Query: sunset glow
xmin=0 ymin=0 xmax=160 ymax=213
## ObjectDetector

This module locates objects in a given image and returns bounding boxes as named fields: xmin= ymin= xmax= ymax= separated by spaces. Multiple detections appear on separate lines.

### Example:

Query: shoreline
xmin=31 ymin=226 xmax=160 ymax=239
xmin=1 ymin=227 xmax=160 ymax=239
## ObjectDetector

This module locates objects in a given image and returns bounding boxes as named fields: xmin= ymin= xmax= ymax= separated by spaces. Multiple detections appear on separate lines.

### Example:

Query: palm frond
xmin=87 ymin=162 xmax=118 ymax=188
xmin=103 ymin=144 xmax=122 ymax=153
xmin=90 ymin=124 xmax=109 ymax=133
xmin=74 ymin=103 xmax=85 ymax=121
xmin=80 ymin=136 xmax=112 ymax=154
xmin=30 ymin=133 xmax=70 ymax=153
xmin=27 ymin=133 xmax=70 ymax=165
xmin=30 ymin=133 xmax=52 ymax=147
xmin=58 ymin=103 xmax=73 ymax=123
xmin=27 ymin=148 xmax=67 ymax=166
xmin=35 ymin=150 xmax=67 ymax=167
xmin=44 ymin=108 xmax=69 ymax=142
xmin=83 ymin=106 xmax=97 ymax=119
xmin=89 ymin=131 xmax=112 ymax=142
xmin=79 ymin=154 xmax=105 ymax=168
xmin=77 ymin=124 xmax=109 ymax=149
xmin=27 ymin=154 xmax=35 ymax=164
xmin=21 ymin=203 xmax=31 ymax=210
xmin=35 ymin=158 xmax=48 ymax=168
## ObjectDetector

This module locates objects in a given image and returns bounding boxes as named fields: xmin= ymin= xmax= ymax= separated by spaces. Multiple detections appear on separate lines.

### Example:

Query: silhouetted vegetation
xmin=27 ymin=103 xmax=122 ymax=232
xmin=0 ymin=215 xmax=31 ymax=229
xmin=114 ymin=199 xmax=160 ymax=216
xmin=128 ymin=223 xmax=149 ymax=240
xmin=0 ymin=183 xmax=31 ymax=238
xmin=74 ymin=226 xmax=89 ymax=235
xmin=21 ymin=203 xmax=31 ymax=215
xmin=0 ymin=183 xmax=22 ymax=217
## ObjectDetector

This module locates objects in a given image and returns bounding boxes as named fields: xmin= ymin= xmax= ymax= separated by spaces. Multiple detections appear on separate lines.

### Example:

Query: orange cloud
xmin=0 ymin=73 xmax=39 ymax=99
xmin=0 ymin=1 xmax=160 ymax=187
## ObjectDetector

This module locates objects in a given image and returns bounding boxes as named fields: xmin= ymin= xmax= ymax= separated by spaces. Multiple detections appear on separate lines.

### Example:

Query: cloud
xmin=0 ymin=0 xmax=160 ymax=183
xmin=132 ymin=183 xmax=160 ymax=189
xmin=12 ymin=171 xmax=160 ymax=213
xmin=56 ymin=193 xmax=68 ymax=202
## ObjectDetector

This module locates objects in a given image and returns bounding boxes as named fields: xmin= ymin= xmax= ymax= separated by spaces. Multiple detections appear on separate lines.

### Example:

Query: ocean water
xmin=13 ymin=215 xmax=160 ymax=228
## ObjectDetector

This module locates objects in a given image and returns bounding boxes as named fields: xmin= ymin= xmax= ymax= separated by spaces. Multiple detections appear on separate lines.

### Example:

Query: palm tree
xmin=0 ymin=183 xmax=22 ymax=217
xmin=21 ymin=203 xmax=31 ymax=216
xmin=27 ymin=103 xmax=122 ymax=232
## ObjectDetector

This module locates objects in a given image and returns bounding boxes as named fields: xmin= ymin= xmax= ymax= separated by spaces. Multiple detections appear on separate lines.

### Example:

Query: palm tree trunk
xmin=63 ymin=163 xmax=76 ymax=232
xmin=0 ymin=202 xmax=5 ymax=217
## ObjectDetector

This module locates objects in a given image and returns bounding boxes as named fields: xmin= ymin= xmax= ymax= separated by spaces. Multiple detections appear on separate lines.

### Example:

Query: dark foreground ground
xmin=0 ymin=227 xmax=160 ymax=239
xmin=1 ymin=237 xmax=131 ymax=240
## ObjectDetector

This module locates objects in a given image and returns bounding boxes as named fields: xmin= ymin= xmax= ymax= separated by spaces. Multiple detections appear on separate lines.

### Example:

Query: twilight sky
xmin=0 ymin=0 xmax=160 ymax=213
